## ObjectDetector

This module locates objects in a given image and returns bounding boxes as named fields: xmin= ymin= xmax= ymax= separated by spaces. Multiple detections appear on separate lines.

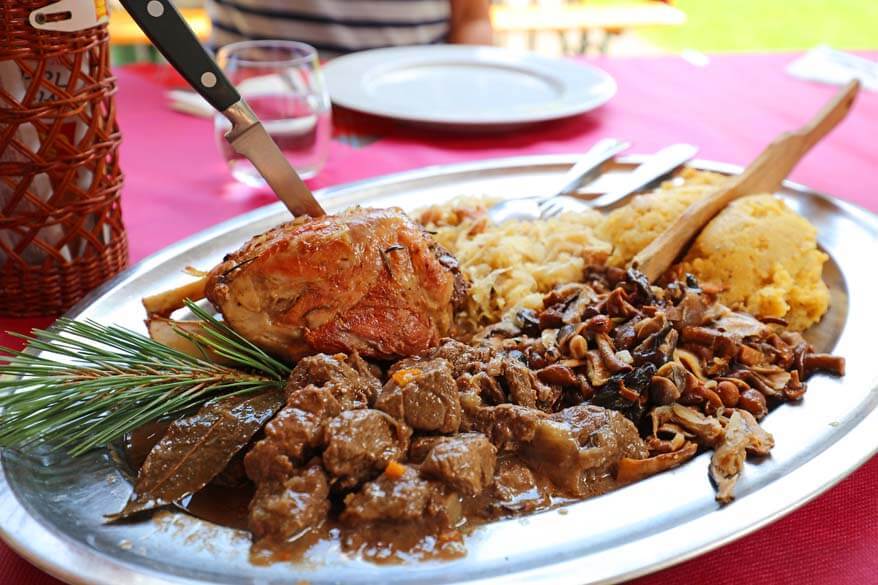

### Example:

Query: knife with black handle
xmin=118 ymin=0 xmax=326 ymax=217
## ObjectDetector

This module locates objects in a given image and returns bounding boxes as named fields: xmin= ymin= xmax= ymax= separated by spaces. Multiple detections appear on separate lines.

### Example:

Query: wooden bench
xmin=109 ymin=7 xmax=210 ymax=45
xmin=490 ymin=2 xmax=686 ymax=53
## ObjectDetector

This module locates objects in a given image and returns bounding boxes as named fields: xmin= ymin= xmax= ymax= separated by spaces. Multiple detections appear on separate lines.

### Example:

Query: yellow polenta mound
xmin=598 ymin=169 xmax=829 ymax=330
xmin=598 ymin=168 xmax=729 ymax=267
xmin=680 ymin=195 xmax=830 ymax=331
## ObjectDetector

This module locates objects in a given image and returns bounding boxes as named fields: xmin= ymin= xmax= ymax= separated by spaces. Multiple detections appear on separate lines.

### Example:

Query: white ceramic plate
xmin=322 ymin=45 xmax=616 ymax=129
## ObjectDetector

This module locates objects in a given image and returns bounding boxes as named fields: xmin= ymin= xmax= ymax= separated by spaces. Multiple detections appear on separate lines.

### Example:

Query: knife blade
xmin=555 ymin=138 xmax=631 ymax=197
xmin=588 ymin=143 xmax=699 ymax=209
xmin=118 ymin=0 xmax=325 ymax=218
xmin=223 ymin=101 xmax=326 ymax=217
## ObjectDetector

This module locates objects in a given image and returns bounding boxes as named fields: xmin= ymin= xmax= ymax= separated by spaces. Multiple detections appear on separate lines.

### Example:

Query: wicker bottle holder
xmin=0 ymin=1 xmax=127 ymax=317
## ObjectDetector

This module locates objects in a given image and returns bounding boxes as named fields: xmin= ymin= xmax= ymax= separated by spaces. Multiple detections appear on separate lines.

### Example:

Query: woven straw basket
xmin=0 ymin=0 xmax=127 ymax=317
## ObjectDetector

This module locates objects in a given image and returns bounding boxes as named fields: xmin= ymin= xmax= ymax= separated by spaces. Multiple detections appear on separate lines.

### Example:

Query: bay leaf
xmin=109 ymin=390 xmax=284 ymax=520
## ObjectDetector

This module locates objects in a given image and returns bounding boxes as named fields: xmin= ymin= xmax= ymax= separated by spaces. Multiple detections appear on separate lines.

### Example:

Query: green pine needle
xmin=0 ymin=301 xmax=291 ymax=456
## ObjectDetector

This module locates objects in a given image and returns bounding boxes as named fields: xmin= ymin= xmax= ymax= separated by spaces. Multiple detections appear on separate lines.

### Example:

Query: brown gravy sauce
xmin=250 ymin=521 xmax=469 ymax=565
xmin=123 ymin=426 xmax=471 ymax=563
xmin=180 ymin=484 xmax=252 ymax=531
xmin=180 ymin=485 xmax=470 ymax=564
xmin=123 ymin=421 xmax=171 ymax=471
xmin=123 ymin=428 xmax=605 ymax=565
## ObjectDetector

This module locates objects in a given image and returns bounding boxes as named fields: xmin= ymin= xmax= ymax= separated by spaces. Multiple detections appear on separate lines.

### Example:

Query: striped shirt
xmin=206 ymin=0 xmax=452 ymax=58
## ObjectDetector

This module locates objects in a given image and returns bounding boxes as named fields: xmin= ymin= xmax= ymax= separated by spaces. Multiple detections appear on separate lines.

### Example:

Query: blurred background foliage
xmin=107 ymin=0 xmax=878 ymax=64
xmin=635 ymin=0 xmax=878 ymax=52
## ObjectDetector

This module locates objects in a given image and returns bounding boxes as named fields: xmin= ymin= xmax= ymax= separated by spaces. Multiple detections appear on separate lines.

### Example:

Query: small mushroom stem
xmin=617 ymin=442 xmax=698 ymax=484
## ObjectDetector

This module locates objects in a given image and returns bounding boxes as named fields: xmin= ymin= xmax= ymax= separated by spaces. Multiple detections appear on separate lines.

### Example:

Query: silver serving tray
xmin=2 ymin=156 xmax=877 ymax=585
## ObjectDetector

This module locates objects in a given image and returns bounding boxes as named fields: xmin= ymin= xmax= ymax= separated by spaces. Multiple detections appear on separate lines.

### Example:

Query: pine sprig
xmin=0 ymin=304 xmax=291 ymax=456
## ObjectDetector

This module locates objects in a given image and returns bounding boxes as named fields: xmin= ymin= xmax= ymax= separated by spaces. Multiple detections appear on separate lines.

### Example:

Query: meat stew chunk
xmin=497 ymin=357 xmax=546 ymax=408
xmin=421 ymin=433 xmax=497 ymax=496
xmin=322 ymin=409 xmax=412 ymax=489
xmin=376 ymin=358 xmax=462 ymax=433
xmin=248 ymin=462 xmax=330 ymax=542
xmin=243 ymin=403 xmax=324 ymax=483
xmin=244 ymin=368 xmax=351 ymax=484
xmin=286 ymin=353 xmax=380 ymax=409
xmin=491 ymin=457 xmax=551 ymax=514
xmin=520 ymin=405 xmax=647 ymax=497
xmin=465 ymin=403 xmax=547 ymax=451
xmin=409 ymin=436 xmax=446 ymax=463
xmin=341 ymin=465 xmax=462 ymax=527
xmin=391 ymin=339 xmax=492 ymax=380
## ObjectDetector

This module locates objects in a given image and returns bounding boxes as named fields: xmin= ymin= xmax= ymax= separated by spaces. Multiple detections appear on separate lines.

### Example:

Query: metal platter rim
xmin=2 ymin=154 xmax=877 ymax=585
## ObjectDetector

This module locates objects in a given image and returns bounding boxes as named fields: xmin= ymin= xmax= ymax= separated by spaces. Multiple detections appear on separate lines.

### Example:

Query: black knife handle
xmin=118 ymin=0 xmax=240 ymax=112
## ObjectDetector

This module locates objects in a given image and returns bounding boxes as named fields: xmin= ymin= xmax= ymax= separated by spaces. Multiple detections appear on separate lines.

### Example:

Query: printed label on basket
xmin=29 ymin=0 xmax=109 ymax=33
xmin=18 ymin=62 xmax=90 ymax=149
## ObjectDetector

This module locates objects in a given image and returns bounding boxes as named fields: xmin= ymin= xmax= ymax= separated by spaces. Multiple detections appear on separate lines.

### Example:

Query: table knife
xmin=588 ymin=143 xmax=699 ymax=208
xmin=118 ymin=0 xmax=326 ymax=218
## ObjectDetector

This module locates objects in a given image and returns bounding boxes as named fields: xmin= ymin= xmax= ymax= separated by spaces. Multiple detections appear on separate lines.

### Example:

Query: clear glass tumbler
xmin=214 ymin=40 xmax=331 ymax=186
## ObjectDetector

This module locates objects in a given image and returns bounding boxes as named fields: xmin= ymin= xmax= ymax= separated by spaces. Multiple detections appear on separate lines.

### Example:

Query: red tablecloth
xmin=2 ymin=52 xmax=877 ymax=584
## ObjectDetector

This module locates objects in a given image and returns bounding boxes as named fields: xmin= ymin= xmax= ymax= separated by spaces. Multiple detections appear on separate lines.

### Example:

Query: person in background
xmin=205 ymin=0 xmax=493 ymax=58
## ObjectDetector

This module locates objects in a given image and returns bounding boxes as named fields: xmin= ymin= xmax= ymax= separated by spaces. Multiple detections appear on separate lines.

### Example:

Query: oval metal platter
xmin=2 ymin=155 xmax=877 ymax=585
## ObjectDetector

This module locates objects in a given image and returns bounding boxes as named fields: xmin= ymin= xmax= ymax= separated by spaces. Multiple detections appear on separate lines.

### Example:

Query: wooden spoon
xmin=632 ymin=79 xmax=860 ymax=283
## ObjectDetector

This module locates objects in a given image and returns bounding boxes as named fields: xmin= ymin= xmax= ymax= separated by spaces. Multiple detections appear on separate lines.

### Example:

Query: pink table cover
xmin=2 ymin=52 xmax=877 ymax=584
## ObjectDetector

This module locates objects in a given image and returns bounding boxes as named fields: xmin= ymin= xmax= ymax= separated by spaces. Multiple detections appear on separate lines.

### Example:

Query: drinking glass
xmin=214 ymin=40 xmax=331 ymax=186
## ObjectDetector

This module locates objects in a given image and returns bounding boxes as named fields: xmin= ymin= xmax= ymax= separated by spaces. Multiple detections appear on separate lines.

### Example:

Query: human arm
xmin=449 ymin=0 xmax=493 ymax=45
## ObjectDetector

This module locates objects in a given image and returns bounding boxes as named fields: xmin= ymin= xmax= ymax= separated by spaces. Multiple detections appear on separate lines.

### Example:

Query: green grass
xmin=629 ymin=0 xmax=878 ymax=53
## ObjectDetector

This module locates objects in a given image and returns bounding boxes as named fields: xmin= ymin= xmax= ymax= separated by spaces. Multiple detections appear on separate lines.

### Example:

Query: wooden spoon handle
xmin=632 ymin=79 xmax=860 ymax=283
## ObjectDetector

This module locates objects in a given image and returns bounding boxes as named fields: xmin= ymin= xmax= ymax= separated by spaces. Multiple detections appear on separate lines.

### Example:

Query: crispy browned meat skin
xmin=205 ymin=207 xmax=467 ymax=361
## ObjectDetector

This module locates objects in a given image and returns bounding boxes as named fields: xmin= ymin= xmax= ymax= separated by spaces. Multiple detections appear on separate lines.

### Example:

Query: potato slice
xmin=146 ymin=317 xmax=233 ymax=366
xmin=142 ymin=277 xmax=207 ymax=317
